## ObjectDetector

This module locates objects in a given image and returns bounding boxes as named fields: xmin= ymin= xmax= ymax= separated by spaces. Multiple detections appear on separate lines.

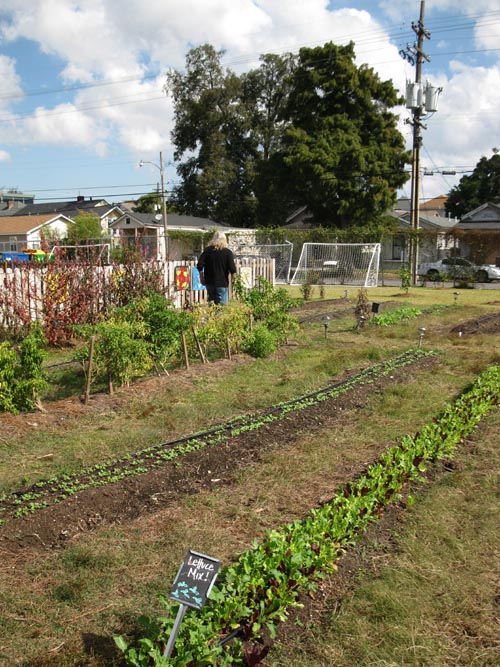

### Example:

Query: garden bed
xmin=0 ymin=351 xmax=439 ymax=559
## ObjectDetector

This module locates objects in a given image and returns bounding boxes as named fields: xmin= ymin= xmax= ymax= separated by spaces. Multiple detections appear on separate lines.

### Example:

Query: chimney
xmin=77 ymin=195 xmax=84 ymax=203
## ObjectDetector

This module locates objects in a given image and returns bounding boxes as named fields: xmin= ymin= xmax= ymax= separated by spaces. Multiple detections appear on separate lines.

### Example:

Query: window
xmin=392 ymin=235 xmax=406 ymax=260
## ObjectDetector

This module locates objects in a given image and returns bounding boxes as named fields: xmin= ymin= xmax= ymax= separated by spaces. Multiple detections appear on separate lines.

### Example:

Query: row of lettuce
xmin=115 ymin=363 xmax=500 ymax=667
xmin=0 ymin=348 xmax=432 ymax=520
xmin=0 ymin=278 xmax=300 ymax=414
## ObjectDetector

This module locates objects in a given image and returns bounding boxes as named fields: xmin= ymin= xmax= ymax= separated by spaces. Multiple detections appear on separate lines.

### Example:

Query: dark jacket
xmin=197 ymin=246 xmax=236 ymax=287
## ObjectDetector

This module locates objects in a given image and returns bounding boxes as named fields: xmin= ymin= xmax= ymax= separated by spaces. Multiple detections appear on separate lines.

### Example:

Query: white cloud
xmin=0 ymin=149 xmax=11 ymax=162
xmin=0 ymin=0 xmax=500 ymax=201
xmin=0 ymin=54 xmax=23 ymax=111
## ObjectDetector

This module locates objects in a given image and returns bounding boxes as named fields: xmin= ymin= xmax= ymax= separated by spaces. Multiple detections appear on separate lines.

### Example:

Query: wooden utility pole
xmin=400 ymin=0 xmax=430 ymax=285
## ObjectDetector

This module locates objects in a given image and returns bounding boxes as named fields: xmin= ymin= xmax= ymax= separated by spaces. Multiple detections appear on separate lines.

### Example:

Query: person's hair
xmin=209 ymin=230 xmax=228 ymax=250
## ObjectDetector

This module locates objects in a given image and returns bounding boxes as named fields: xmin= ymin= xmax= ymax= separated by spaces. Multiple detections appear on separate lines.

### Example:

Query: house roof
xmin=0 ymin=213 xmax=73 ymax=234
xmin=109 ymin=212 xmax=229 ymax=230
xmin=11 ymin=198 xmax=110 ymax=217
xmin=420 ymin=194 xmax=448 ymax=212
xmin=390 ymin=210 xmax=458 ymax=230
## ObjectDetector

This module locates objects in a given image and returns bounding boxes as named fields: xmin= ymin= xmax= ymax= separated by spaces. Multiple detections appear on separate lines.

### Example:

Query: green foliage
xmin=243 ymin=323 xmax=278 ymax=358
xmin=373 ymin=306 xmax=422 ymax=326
xmin=399 ymin=264 xmax=411 ymax=293
xmin=190 ymin=301 xmax=252 ymax=357
xmin=282 ymin=41 xmax=409 ymax=228
xmin=116 ymin=362 xmax=500 ymax=666
xmin=0 ymin=325 xmax=47 ymax=413
xmin=77 ymin=319 xmax=152 ymax=388
xmin=234 ymin=276 xmax=299 ymax=344
xmin=446 ymin=153 xmax=500 ymax=219
xmin=135 ymin=191 xmax=163 ymax=214
xmin=118 ymin=293 xmax=194 ymax=368
xmin=167 ymin=41 xmax=409 ymax=229
xmin=66 ymin=212 xmax=103 ymax=243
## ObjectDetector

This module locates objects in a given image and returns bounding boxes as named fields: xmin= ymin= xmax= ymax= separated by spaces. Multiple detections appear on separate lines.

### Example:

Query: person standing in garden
xmin=197 ymin=231 xmax=237 ymax=305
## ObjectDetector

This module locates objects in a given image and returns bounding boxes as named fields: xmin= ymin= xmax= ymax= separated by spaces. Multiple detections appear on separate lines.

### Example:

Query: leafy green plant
xmin=243 ymin=323 xmax=278 ymax=358
xmin=233 ymin=276 xmax=299 ymax=344
xmin=116 ymin=363 xmax=500 ymax=667
xmin=373 ymin=306 xmax=422 ymax=326
xmin=399 ymin=264 xmax=411 ymax=293
xmin=0 ymin=325 xmax=48 ymax=413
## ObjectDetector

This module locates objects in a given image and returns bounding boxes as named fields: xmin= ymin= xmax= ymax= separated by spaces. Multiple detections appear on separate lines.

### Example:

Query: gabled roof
xmin=11 ymin=198 xmax=110 ymax=217
xmin=0 ymin=213 xmax=74 ymax=234
xmin=109 ymin=212 xmax=228 ymax=230
xmin=460 ymin=201 xmax=500 ymax=220
xmin=390 ymin=210 xmax=457 ymax=230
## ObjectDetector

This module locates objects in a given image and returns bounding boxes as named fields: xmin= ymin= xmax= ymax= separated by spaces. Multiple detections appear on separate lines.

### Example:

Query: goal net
xmin=237 ymin=242 xmax=293 ymax=283
xmin=290 ymin=243 xmax=380 ymax=287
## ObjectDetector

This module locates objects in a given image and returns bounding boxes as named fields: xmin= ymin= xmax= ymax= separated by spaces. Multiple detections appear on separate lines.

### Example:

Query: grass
xmin=268 ymin=411 xmax=500 ymax=667
xmin=0 ymin=284 xmax=499 ymax=665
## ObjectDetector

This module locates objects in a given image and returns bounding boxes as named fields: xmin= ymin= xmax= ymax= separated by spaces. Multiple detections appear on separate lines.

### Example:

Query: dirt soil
xmin=0 ymin=352 xmax=440 ymax=560
xmin=1 ymin=298 xmax=499 ymax=667
xmin=2 ymin=297 xmax=499 ymax=559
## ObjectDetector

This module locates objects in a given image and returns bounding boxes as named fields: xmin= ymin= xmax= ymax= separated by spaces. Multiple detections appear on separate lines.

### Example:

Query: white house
xmin=0 ymin=213 xmax=74 ymax=253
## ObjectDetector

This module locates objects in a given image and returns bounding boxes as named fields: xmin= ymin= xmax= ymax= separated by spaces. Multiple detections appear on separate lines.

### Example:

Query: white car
xmin=418 ymin=257 xmax=500 ymax=282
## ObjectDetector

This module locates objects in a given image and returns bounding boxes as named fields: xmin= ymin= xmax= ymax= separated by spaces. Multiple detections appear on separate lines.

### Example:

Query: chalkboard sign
xmin=169 ymin=550 xmax=221 ymax=610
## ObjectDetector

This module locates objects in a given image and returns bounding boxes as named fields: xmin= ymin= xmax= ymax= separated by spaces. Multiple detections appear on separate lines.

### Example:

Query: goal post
xmin=290 ymin=243 xmax=381 ymax=287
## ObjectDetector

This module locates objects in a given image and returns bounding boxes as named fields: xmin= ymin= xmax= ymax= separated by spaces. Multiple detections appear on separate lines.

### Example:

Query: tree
xmin=282 ymin=42 xmax=410 ymax=228
xmin=166 ymin=44 xmax=257 ymax=226
xmin=445 ymin=154 xmax=500 ymax=219
xmin=66 ymin=212 xmax=103 ymax=243
xmin=240 ymin=53 xmax=299 ymax=227
xmin=135 ymin=192 xmax=161 ymax=214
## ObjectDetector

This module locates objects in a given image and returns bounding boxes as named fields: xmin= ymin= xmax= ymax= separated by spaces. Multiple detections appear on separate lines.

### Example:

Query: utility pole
xmin=159 ymin=151 xmax=168 ymax=260
xmin=400 ymin=0 xmax=431 ymax=285
xmin=139 ymin=151 xmax=168 ymax=260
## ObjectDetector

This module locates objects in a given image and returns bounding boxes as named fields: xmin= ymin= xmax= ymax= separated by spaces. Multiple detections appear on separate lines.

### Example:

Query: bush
xmin=0 ymin=325 xmax=47 ymax=413
xmin=243 ymin=324 xmax=278 ymax=358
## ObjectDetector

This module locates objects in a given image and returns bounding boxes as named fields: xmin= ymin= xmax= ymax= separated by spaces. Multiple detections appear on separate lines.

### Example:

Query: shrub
xmin=243 ymin=324 xmax=278 ymax=358
xmin=0 ymin=325 xmax=47 ymax=413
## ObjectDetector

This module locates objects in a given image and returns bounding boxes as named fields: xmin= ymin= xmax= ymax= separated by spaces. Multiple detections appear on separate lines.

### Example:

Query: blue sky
xmin=1 ymin=0 xmax=500 ymax=208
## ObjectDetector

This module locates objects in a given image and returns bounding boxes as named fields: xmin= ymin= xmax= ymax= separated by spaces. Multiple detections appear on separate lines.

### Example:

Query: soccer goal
xmin=237 ymin=242 xmax=293 ymax=283
xmin=290 ymin=243 xmax=381 ymax=287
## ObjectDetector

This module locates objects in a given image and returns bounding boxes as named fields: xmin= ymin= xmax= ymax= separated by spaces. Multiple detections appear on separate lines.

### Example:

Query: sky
xmin=1 ymin=0 xmax=500 ymax=210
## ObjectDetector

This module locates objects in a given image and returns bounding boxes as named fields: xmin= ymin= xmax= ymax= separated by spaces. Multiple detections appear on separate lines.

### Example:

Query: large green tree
xmin=166 ymin=44 xmax=257 ymax=226
xmin=166 ymin=41 xmax=410 ymax=230
xmin=240 ymin=53 xmax=299 ymax=226
xmin=445 ymin=154 xmax=500 ymax=219
xmin=282 ymin=42 xmax=410 ymax=228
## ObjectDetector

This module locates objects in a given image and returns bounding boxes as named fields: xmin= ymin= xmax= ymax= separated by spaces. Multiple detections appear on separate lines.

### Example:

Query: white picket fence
xmin=0 ymin=258 xmax=275 ymax=327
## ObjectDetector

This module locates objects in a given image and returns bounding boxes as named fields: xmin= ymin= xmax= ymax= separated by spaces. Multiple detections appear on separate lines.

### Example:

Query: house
xmin=283 ymin=206 xmax=314 ymax=229
xmin=0 ymin=189 xmax=35 ymax=215
xmin=381 ymin=208 xmax=458 ymax=269
xmin=455 ymin=202 xmax=500 ymax=264
xmin=0 ymin=213 xmax=74 ymax=253
xmin=109 ymin=211 xmax=233 ymax=261
xmin=9 ymin=197 xmax=123 ymax=236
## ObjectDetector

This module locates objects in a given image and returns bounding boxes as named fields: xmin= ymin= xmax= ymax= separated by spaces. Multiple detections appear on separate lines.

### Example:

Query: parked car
xmin=418 ymin=257 xmax=500 ymax=282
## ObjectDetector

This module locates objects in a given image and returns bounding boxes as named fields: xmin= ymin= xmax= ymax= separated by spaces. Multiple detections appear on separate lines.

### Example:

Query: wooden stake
xmin=84 ymin=335 xmax=95 ymax=405
xmin=192 ymin=326 xmax=207 ymax=363
xmin=226 ymin=337 xmax=231 ymax=359
xmin=181 ymin=331 xmax=190 ymax=369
